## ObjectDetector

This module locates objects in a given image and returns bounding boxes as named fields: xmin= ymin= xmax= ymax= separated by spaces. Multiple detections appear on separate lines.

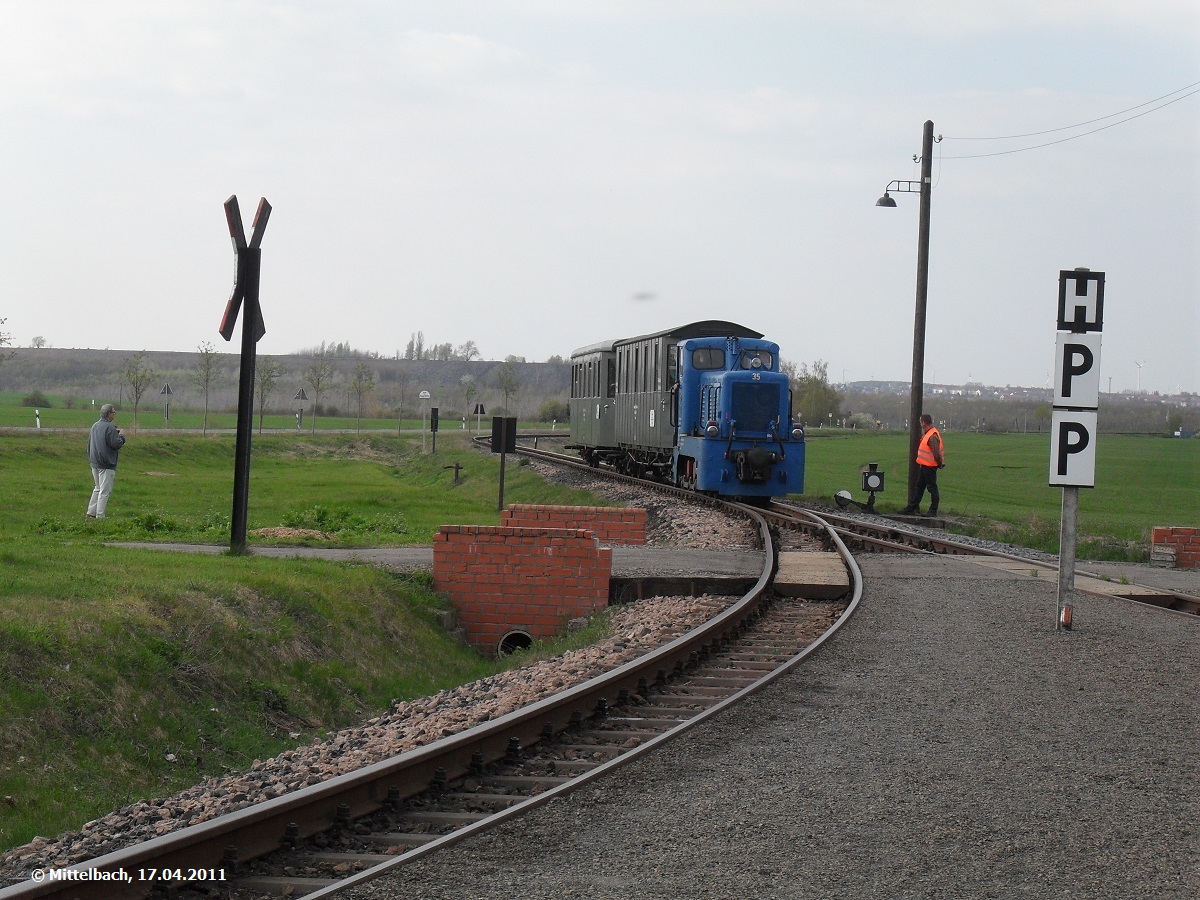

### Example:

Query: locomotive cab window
xmin=739 ymin=350 xmax=773 ymax=370
xmin=692 ymin=347 xmax=725 ymax=370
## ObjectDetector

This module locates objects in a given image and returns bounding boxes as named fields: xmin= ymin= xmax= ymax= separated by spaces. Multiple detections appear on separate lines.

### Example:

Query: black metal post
xmin=907 ymin=120 xmax=934 ymax=504
xmin=220 ymin=194 xmax=270 ymax=555
xmin=230 ymin=248 xmax=260 ymax=553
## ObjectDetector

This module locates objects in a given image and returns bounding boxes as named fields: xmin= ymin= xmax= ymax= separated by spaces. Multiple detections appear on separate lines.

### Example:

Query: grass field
xmin=0 ymin=430 xmax=608 ymax=854
xmin=802 ymin=430 xmax=1198 ymax=557
xmin=0 ymin=390 xmax=511 ymax=434
xmin=0 ymin=425 xmax=1195 ymax=854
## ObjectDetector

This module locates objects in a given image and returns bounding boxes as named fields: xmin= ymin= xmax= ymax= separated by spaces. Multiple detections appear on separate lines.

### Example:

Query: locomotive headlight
xmin=705 ymin=420 xmax=719 ymax=437
xmin=791 ymin=425 xmax=805 ymax=441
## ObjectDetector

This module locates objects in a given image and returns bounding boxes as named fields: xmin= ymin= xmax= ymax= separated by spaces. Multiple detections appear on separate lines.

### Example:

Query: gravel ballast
xmin=0 ymin=484 xmax=758 ymax=878
xmin=341 ymin=554 xmax=1200 ymax=900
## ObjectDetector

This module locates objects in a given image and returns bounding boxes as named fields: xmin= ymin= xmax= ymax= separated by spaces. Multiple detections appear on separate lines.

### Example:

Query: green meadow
xmin=802 ymin=430 xmax=1198 ymax=558
xmin=0 ymin=429 xmax=606 ymax=854
xmin=0 ymin=389 xmax=460 ymax=433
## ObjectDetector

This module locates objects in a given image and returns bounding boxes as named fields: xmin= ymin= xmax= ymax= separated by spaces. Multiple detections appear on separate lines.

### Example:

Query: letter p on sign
xmin=1050 ymin=410 xmax=1097 ymax=487
xmin=1053 ymin=333 xmax=1102 ymax=409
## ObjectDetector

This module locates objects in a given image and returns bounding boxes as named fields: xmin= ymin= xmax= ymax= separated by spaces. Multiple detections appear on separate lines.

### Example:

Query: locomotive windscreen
xmin=731 ymin=381 xmax=781 ymax=433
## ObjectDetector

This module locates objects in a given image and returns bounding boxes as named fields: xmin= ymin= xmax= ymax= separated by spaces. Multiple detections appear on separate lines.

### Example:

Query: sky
xmin=1 ymin=1 xmax=1197 ymax=395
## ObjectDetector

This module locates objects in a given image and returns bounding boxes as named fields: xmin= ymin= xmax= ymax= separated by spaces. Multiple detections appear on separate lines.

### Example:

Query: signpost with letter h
xmin=1050 ymin=268 xmax=1104 ymax=631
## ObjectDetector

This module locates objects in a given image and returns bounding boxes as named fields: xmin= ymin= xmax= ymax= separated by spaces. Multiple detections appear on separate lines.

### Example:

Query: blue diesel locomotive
xmin=568 ymin=321 xmax=804 ymax=501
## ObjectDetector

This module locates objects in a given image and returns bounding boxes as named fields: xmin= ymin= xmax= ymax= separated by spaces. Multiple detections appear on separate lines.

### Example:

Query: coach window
xmin=692 ymin=347 xmax=725 ymax=370
xmin=606 ymin=359 xmax=616 ymax=398
xmin=667 ymin=344 xmax=678 ymax=387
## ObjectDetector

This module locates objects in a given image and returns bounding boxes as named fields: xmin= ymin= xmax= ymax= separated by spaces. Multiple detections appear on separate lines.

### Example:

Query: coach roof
xmin=570 ymin=320 xmax=763 ymax=359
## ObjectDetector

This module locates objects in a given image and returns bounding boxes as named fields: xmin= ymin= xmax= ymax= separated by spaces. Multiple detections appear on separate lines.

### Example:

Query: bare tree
xmin=255 ymin=358 xmax=286 ymax=434
xmin=393 ymin=364 xmax=412 ymax=421
xmin=303 ymin=357 xmax=336 ymax=434
xmin=404 ymin=331 xmax=425 ymax=360
xmin=495 ymin=357 xmax=521 ymax=416
xmin=0 ymin=318 xmax=10 ymax=367
xmin=31 ymin=336 xmax=46 ymax=349
xmin=351 ymin=362 xmax=376 ymax=431
xmin=190 ymin=342 xmax=220 ymax=435
xmin=456 ymin=340 xmax=480 ymax=361
xmin=121 ymin=351 xmax=157 ymax=429
xmin=460 ymin=374 xmax=478 ymax=428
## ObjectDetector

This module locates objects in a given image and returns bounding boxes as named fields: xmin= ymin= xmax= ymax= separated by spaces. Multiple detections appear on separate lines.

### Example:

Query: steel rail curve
xmin=0 ymin=452 xmax=863 ymax=900
xmin=510 ymin=438 xmax=1196 ymax=617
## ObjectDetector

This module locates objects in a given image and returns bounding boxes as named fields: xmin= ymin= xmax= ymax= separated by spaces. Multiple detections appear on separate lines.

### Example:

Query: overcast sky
xmin=2 ymin=1 xmax=1197 ymax=394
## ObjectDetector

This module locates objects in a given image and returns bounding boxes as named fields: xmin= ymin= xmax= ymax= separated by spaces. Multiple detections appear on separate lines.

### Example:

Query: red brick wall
xmin=500 ymin=504 xmax=647 ymax=546
xmin=433 ymin=525 xmax=612 ymax=653
xmin=1151 ymin=526 xmax=1199 ymax=570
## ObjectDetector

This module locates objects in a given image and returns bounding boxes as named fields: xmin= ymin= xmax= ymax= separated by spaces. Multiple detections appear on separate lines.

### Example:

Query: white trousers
xmin=87 ymin=467 xmax=117 ymax=517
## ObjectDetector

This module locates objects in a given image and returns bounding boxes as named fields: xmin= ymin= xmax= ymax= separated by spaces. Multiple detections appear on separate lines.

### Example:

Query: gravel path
xmin=340 ymin=554 xmax=1200 ymax=900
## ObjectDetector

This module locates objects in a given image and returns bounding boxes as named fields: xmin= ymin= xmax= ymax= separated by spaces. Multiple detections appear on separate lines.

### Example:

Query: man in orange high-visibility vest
xmin=900 ymin=414 xmax=944 ymax=516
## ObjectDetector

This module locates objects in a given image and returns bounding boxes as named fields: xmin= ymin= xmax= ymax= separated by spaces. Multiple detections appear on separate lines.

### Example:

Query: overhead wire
xmin=945 ymin=80 xmax=1200 ymax=140
xmin=936 ymin=81 xmax=1200 ymax=159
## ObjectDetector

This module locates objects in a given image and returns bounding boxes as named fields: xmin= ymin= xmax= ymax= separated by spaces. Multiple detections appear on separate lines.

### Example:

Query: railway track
xmin=5 ymin=438 xmax=1189 ymax=899
xmin=0 ymin=452 xmax=862 ymax=900
xmin=516 ymin=436 xmax=1197 ymax=616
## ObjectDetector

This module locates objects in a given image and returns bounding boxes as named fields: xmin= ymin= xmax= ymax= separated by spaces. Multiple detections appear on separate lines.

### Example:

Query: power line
xmin=944 ymin=80 xmax=1200 ymax=140
xmin=938 ymin=83 xmax=1200 ymax=160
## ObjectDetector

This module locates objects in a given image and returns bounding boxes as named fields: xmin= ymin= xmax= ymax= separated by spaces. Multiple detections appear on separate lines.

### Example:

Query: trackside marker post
xmin=219 ymin=195 xmax=271 ymax=554
xmin=491 ymin=416 xmax=517 ymax=511
xmin=1050 ymin=267 xmax=1104 ymax=631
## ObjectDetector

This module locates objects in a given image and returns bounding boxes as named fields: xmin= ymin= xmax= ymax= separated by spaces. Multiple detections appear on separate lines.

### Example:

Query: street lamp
xmin=876 ymin=119 xmax=935 ymax=504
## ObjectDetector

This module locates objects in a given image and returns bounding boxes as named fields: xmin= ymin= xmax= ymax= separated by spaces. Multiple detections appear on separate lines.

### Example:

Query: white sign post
xmin=1050 ymin=268 xmax=1105 ymax=631
xmin=419 ymin=390 xmax=431 ymax=452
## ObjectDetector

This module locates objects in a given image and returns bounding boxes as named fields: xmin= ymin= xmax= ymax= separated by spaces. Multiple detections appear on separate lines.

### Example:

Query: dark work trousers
xmin=910 ymin=464 xmax=940 ymax=513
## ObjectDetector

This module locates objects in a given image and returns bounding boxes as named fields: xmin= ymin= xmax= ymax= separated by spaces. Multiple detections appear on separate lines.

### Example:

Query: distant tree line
xmin=293 ymin=333 xmax=485 ymax=363
xmin=782 ymin=358 xmax=842 ymax=427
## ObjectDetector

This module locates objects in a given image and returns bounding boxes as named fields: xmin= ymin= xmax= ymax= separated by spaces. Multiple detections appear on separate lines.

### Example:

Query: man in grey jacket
xmin=86 ymin=404 xmax=126 ymax=518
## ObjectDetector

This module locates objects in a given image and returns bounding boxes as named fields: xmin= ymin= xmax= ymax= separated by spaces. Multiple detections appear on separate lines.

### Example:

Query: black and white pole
xmin=1049 ymin=268 xmax=1105 ymax=631
xmin=419 ymin=390 xmax=431 ymax=452
xmin=160 ymin=382 xmax=173 ymax=428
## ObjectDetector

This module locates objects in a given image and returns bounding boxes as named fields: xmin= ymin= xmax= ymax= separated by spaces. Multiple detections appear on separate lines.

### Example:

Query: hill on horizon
xmin=0 ymin=347 xmax=569 ymax=421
